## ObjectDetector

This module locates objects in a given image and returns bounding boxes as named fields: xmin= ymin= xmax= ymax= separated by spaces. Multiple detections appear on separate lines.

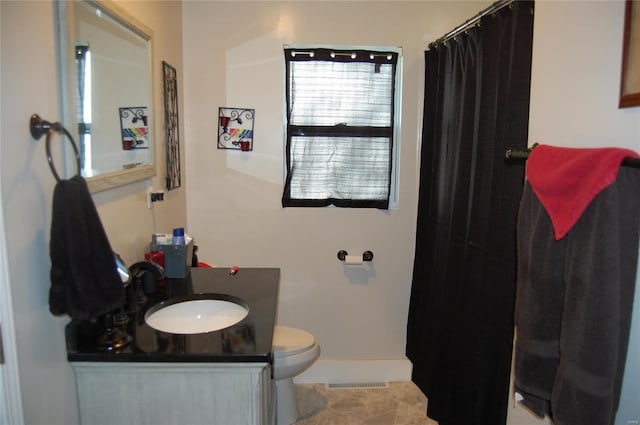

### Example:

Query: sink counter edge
xmin=66 ymin=267 xmax=280 ymax=363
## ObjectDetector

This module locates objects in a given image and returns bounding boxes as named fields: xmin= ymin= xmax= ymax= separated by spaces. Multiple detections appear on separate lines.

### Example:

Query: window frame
xmin=282 ymin=45 xmax=402 ymax=209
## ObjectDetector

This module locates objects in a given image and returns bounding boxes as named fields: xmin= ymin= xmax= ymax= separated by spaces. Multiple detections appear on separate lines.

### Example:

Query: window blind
xmin=282 ymin=48 xmax=399 ymax=209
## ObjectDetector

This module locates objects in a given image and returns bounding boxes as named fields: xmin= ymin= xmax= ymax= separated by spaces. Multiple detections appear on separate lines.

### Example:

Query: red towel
xmin=526 ymin=145 xmax=639 ymax=240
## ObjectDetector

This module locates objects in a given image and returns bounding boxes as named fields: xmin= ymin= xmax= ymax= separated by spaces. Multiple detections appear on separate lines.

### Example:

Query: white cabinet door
xmin=73 ymin=362 xmax=273 ymax=425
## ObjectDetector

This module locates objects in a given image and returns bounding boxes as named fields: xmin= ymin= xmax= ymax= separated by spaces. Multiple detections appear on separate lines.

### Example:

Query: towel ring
xmin=30 ymin=114 xmax=81 ymax=182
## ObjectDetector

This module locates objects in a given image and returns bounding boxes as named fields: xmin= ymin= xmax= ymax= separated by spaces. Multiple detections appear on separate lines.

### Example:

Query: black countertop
xmin=66 ymin=267 xmax=280 ymax=363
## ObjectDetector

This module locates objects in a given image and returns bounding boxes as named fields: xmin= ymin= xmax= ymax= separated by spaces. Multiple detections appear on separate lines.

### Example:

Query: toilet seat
xmin=273 ymin=325 xmax=316 ymax=357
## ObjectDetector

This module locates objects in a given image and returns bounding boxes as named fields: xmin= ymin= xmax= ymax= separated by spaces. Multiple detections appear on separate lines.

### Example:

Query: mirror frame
xmin=56 ymin=0 xmax=156 ymax=193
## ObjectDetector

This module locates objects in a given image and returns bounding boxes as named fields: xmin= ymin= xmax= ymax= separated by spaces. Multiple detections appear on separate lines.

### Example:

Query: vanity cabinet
xmin=72 ymin=362 xmax=274 ymax=425
xmin=66 ymin=268 xmax=280 ymax=425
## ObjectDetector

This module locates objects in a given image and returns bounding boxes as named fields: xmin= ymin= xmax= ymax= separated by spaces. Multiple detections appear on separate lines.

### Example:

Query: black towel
xmin=49 ymin=175 xmax=125 ymax=320
xmin=515 ymin=167 xmax=640 ymax=425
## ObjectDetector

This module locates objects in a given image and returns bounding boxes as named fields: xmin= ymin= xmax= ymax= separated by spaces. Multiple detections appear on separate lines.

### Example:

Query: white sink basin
xmin=145 ymin=295 xmax=249 ymax=334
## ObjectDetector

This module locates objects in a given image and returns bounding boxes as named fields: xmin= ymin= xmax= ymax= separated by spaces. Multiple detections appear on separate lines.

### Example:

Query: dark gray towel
xmin=515 ymin=167 xmax=640 ymax=425
xmin=49 ymin=175 xmax=125 ymax=320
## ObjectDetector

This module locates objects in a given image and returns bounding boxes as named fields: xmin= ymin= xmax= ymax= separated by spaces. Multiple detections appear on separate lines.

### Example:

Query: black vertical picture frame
xmin=163 ymin=61 xmax=181 ymax=190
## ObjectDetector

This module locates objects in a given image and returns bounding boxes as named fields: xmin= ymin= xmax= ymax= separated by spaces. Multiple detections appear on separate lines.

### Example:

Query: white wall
xmin=507 ymin=1 xmax=640 ymax=424
xmin=182 ymin=0 xmax=491 ymax=382
xmin=0 ymin=1 xmax=185 ymax=423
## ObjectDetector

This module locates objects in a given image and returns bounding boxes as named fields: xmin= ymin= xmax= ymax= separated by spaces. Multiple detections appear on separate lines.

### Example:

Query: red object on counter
xmin=145 ymin=251 xmax=166 ymax=286
xmin=145 ymin=250 xmax=165 ymax=268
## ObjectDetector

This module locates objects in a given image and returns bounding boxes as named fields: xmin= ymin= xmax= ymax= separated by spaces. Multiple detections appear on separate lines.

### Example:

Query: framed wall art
xmin=620 ymin=0 xmax=640 ymax=107
xmin=217 ymin=107 xmax=255 ymax=151
xmin=163 ymin=61 xmax=181 ymax=190
xmin=119 ymin=107 xmax=149 ymax=150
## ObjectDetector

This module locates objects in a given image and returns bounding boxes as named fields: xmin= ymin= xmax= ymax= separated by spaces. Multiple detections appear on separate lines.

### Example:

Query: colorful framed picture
xmin=119 ymin=107 xmax=149 ymax=150
xmin=119 ymin=106 xmax=149 ymax=151
xmin=217 ymin=107 xmax=255 ymax=151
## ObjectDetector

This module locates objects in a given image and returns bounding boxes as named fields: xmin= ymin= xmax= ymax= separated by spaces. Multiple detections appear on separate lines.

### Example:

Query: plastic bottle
xmin=172 ymin=227 xmax=185 ymax=245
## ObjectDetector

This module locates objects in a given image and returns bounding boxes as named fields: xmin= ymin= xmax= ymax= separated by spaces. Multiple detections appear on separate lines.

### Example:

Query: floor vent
xmin=326 ymin=382 xmax=389 ymax=390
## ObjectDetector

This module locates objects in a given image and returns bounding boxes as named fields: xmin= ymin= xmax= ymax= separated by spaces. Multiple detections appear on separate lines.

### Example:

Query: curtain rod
xmin=428 ymin=0 xmax=514 ymax=49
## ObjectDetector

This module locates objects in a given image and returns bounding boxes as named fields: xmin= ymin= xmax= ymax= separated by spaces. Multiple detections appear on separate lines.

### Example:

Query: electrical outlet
xmin=151 ymin=191 xmax=164 ymax=202
xmin=147 ymin=186 xmax=165 ymax=208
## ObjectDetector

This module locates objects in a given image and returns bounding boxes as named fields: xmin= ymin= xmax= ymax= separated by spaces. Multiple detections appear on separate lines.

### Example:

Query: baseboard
xmin=293 ymin=358 xmax=413 ymax=384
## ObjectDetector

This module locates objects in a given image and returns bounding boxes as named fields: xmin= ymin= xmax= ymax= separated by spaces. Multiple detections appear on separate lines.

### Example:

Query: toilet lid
xmin=273 ymin=326 xmax=316 ymax=357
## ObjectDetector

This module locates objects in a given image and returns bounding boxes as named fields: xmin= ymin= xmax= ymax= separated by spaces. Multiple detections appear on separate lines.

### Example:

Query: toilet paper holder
xmin=337 ymin=250 xmax=374 ymax=262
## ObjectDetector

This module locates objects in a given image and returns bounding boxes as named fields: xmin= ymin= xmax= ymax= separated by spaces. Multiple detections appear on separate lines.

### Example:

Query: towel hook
xmin=30 ymin=114 xmax=81 ymax=182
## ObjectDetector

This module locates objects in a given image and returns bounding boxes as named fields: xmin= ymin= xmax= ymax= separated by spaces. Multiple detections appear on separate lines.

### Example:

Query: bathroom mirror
xmin=56 ymin=0 xmax=155 ymax=192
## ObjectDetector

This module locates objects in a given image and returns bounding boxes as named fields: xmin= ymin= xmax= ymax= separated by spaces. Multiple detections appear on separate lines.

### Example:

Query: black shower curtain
xmin=406 ymin=2 xmax=534 ymax=424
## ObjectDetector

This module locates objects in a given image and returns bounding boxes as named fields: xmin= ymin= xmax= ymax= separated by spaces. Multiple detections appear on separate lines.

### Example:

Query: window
xmin=282 ymin=47 xmax=400 ymax=209
xmin=75 ymin=43 xmax=92 ymax=176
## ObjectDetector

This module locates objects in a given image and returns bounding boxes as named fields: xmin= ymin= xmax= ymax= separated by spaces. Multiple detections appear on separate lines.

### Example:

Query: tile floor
xmin=293 ymin=382 xmax=439 ymax=425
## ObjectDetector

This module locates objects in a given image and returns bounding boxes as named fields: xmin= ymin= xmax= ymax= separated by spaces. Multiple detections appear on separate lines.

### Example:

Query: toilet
xmin=272 ymin=325 xmax=321 ymax=425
